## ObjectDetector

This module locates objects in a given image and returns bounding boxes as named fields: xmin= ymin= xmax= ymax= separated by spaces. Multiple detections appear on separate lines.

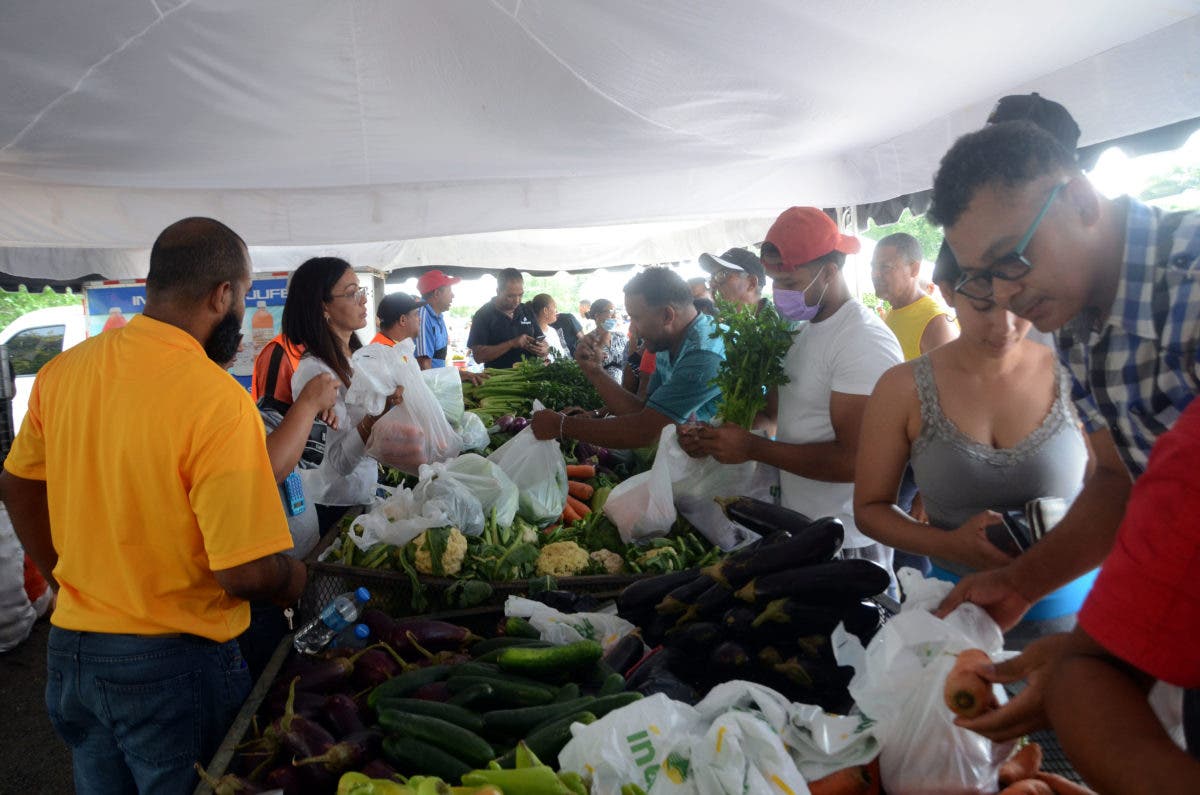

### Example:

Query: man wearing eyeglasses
xmin=928 ymin=121 xmax=1200 ymax=743
xmin=698 ymin=247 xmax=770 ymax=313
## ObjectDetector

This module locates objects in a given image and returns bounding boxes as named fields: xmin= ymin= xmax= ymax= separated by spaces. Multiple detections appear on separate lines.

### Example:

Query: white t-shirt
xmin=776 ymin=300 xmax=903 ymax=548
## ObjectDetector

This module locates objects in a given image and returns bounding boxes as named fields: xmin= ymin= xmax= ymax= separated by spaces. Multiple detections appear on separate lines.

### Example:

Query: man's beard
xmin=205 ymin=309 xmax=243 ymax=365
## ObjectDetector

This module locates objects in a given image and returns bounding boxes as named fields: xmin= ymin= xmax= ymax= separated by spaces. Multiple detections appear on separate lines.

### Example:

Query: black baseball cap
xmin=698 ymin=247 xmax=766 ymax=282
xmin=377 ymin=293 xmax=425 ymax=326
xmin=987 ymin=93 xmax=1081 ymax=152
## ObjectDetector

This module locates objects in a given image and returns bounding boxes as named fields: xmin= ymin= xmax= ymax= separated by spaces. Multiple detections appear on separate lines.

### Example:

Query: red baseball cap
xmin=416 ymin=269 xmax=461 ymax=296
xmin=763 ymin=207 xmax=860 ymax=271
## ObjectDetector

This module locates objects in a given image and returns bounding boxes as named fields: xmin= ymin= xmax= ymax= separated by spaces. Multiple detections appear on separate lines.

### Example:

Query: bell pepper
xmin=461 ymin=767 xmax=573 ymax=795
xmin=336 ymin=771 xmax=413 ymax=795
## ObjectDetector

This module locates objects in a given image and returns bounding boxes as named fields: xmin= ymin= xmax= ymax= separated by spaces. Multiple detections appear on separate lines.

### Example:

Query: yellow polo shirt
xmin=884 ymin=294 xmax=955 ymax=361
xmin=5 ymin=315 xmax=293 ymax=641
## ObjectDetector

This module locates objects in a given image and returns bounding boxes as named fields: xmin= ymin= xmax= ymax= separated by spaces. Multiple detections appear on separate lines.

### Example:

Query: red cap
xmin=416 ymin=269 xmax=461 ymax=296
xmin=764 ymin=207 xmax=860 ymax=271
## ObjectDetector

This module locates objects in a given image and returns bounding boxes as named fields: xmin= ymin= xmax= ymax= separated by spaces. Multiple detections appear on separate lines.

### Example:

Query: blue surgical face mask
xmin=602 ymin=318 xmax=617 ymax=331
xmin=774 ymin=270 xmax=828 ymax=321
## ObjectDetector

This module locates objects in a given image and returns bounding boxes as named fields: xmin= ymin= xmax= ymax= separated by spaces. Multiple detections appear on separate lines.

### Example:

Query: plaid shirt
xmin=1055 ymin=197 xmax=1200 ymax=476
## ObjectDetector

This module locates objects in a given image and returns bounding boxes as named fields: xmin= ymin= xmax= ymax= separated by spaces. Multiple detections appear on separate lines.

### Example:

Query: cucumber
xmin=471 ymin=636 xmax=549 ymax=657
xmin=474 ymin=640 xmax=552 ymax=662
xmin=377 ymin=711 xmax=495 ymax=767
xmin=481 ymin=696 xmax=597 ymax=736
xmin=382 ymin=735 xmax=471 ymax=781
xmin=589 ymin=691 xmax=642 ymax=718
xmin=554 ymin=682 xmax=582 ymax=703
xmin=447 ymin=676 xmax=556 ymax=707
xmin=598 ymin=672 xmax=628 ymax=697
xmin=496 ymin=711 xmax=597 ymax=769
xmin=371 ymin=697 xmax=485 ymax=732
xmin=504 ymin=616 xmax=541 ymax=639
xmin=367 ymin=664 xmax=451 ymax=710
xmin=497 ymin=640 xmax=604 ymax=677
xmin=450 ymin=663 xmax=561 ymax=692
xmin=447 ymin=681 xmax=494 ymax=708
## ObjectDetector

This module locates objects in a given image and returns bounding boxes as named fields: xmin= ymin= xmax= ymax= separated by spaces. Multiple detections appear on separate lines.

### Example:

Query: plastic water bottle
xmin=332 ymin=623 xmax=371 ymax=650
xmin=293 ymin=587 xmax=371 ymax=654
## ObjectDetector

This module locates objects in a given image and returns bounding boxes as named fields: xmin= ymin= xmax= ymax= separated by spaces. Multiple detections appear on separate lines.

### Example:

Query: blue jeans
xmin=45 ymin=627 xmax=251 ymax=795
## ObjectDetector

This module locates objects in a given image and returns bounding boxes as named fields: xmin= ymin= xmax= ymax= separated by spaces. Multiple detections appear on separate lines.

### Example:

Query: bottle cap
xmin=355 ymin=587 xmax=371 ymax=603
xmin=354 ymin=624 xmax=370 ymax=640
xmin=257 ymin=300 xmax=267 ymax=308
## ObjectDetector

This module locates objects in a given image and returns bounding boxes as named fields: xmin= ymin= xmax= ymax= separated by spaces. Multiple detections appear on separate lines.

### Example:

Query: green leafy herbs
xmin=463 ymin=358 xmax=604 ymax=415
xmin=709 ymin=297 xmax=797 ymax=429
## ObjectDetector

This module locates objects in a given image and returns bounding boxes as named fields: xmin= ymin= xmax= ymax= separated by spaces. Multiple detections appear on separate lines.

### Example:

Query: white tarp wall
xmin=1 ymin=1 xmax=1199 ymax=280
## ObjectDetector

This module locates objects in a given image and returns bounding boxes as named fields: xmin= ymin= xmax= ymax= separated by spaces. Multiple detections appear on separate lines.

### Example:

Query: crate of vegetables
xmin=196 ymin=599 xmax=650 ymax=795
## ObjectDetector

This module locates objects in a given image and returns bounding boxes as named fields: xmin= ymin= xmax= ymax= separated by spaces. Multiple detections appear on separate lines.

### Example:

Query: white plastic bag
xmin=418 ymin=454 xmax=518 ymax=530
xmin=558 ymin=694 xmax=703 ymax=795
xmin=603 ymin=425 xmax=676 ymax=542
xmin=660 ymin=425 xmax=761 ymax=550
xmin=834 ymin=569 xmax=1014 ymax=795
xmin=486 ymin=416 xmax=566 ymax=524
xmin=505 ymin=596 xmax=637 ymax=651
xmin=365 ymin=411 xmax=428 ymax=472
xmin=458 ymin=411 xmax=491 ymax=452
xmin=342 ymin=487 xmax=449 ymax=551
xmin=412 ymin=470 xmax=485 ymax=536
xmin=0 ymin=506 xmax=36 ymax=653
xmin=422 ymin=366 xmax=465 ymax=426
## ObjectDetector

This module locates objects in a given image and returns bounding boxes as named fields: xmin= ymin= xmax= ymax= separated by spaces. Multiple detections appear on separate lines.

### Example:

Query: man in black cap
xmin=370 ymin=293 xmax=425 ymax=355
xmin=698 ymin=247 xmax=770 ymax=313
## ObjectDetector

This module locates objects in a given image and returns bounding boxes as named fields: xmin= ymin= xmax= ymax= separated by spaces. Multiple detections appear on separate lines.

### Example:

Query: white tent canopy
xmin=2 ymin=1 xmax=1199 ymax=281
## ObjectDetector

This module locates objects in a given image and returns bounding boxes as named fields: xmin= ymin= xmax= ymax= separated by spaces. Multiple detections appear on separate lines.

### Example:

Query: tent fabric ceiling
xmin=1 ymin=1 xmax=1199 ymax=281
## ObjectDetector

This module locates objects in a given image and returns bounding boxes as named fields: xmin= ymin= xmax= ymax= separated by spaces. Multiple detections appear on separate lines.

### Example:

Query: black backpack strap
xmin=262 ymin=342 xmax=287 ymax=403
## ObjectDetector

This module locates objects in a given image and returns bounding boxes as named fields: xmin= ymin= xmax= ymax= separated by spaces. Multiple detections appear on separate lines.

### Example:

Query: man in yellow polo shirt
xmin=872 ymin=232 xmax=958 ymax=360
xmin=0 ymin=218 xmax=304 ymax=795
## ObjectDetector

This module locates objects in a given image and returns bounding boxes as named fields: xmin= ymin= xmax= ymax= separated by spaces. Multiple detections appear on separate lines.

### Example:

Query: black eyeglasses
xmin=954 ymin=181 xmax=1066 ymax=301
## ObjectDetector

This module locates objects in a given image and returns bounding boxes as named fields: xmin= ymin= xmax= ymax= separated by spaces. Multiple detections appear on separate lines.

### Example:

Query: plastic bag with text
xmin=422 ymin=365 xmax=465 ymax=426
xmin=486 ymin=411 xmax=567 ymax=524
xmin=417 ymin=454 xmax=518 ymax=530
xmin=603 ymin=425 xmax=676 ymax=542
xmin=833 ymin=569 xmax=1014 ymax=795
xmin=504 ymin=596 xmax=637 ymax=652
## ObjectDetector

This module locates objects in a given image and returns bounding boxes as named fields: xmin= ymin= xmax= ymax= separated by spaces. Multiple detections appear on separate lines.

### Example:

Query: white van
xmin=0 ymin=306 xmax=87 ymax=433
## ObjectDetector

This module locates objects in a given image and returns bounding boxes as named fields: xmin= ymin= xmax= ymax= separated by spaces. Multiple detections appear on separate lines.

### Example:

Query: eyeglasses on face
xmin=954 ymin=180 xmax=1067 ymax=301
xmin=711 ymin=269 xmax=743 ymax=285
xmin=331 ymin=286 xmax=369 ymax=302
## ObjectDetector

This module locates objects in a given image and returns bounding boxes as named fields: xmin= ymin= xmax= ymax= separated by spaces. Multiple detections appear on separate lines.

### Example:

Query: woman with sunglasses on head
xmin=853 ymin=244 xmax=1092 ymax=648
xmin=285 ymin=258 xmax=403 ymax=534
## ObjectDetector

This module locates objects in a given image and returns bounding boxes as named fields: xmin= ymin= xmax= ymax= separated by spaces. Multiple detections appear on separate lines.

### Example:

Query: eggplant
xmin=262 ymin=688 xmax=326 ymax=719
xmin=531 ymin=590 xmax=601 ymax=614
xmin=192 ymin=764 xmax=262 ymax=795
xmin=717 ymin=497 xmax=814 ymax=538
xmin=676 ymin=581 xmax=735 ymax=625
xmin=291 ymin=643 xmax=401 ymax=692
xmin=750 ymin=598 xmax=843 ymax=636
xmin=360 ymin=759 xmax=401 ymax=780
xmin=708 ymin=641 xmax=752 ymax=682
xmin=351 ymin=647 xmax=403 ymax=690
xmin=639 ymin=612 xmax=676 ymax=648
xmin=734 ymin=559 xmax=891 ymax=605
xmin=262 ymin=765 xmax=303 ymax=795
xmin=322 ymin=694 xmax=366 ymax=737
xmin=293 ymin=729 xmax=382 ymax=774
xmin=655 ymin=574 xmax=713 ymax=615
xmin=362 ymin=610 xmax=478 ymax=655
xmin=635 ymin=670 xmax=698 ymax=704
xmin=720 ymin=606 xmax=759 ymax=638
xmin=663 ymin=621 xmax=722 ymax=658
xmin=603 ymin=633 xmax=646 ymax=676
xmin=703 ymin=517 xmax=844 ymax=588
xmin=624 ymin=646 xmax=673 ymax=690
xmin=841 ymin=599 xmax=886 ymax=646
xmin=617 ymin=568 xmax=701 ymax=618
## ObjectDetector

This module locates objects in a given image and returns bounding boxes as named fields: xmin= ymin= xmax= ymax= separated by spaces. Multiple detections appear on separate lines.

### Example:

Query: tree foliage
xmin=0 ymin=286 xmax=81 ymax=332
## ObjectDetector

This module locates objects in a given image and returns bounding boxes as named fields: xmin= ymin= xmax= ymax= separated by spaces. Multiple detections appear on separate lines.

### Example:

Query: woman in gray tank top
xmin=854 ymin=261 xmax=1089 ymax=645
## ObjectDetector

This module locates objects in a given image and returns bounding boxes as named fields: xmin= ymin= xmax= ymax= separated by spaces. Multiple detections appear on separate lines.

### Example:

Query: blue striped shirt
xmin=1055 ymin=197 xmax=1200 ymax=476
xmin=416 ymin=304 xmax=449 ymax=368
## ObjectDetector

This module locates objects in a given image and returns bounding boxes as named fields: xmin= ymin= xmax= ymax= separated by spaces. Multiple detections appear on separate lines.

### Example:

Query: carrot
xmin=1034 ymin=772 xmax=1098 ymax=795
xmin=565 ymin=464 xmax=596 ymax=479
xmin=565 ymin=495 xmax=592 ymax=518
xmin=944 ymin=648 xmax=996 ymax=718
xmin=997 ymin=781 xmax=1054 ymax=795
xmin=567 ymin=480 xmax=595 ymax=500
xmin=999 ymin=743 xmax=1044 ymax=786
xmin=807 ymin=763 xmax=875 ymax=795
xmin=562 ymin=503 xmax=581 ymax=523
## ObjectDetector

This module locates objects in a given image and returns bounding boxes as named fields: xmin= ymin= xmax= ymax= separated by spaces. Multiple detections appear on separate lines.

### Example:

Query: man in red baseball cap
xmin=680 ymin=207 xmax=902 ymax=591
xmin=414 ymin=269 xmax=460 ymax=371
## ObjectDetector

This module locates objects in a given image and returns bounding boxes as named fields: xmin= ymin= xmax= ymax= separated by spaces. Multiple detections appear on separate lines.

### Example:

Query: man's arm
xmin=264 ymin=373 xmax=338 ymax=483
xmin=417 ymin=357 xmax=433 ymax=371
xmin=1046 ymin=629 xmax=1200 ymax=794
xmin=919 ymin=314 xmax=959 ymax=354
xmin=213 ymin=554 xmax=307 ymax=608
xmin=533 ymin=406 xmax=673 ymax=449
xmin=938 ymin=427 xmax=1131 ymax=629
xmin=0 ymin=470 xmax=57 ymax=590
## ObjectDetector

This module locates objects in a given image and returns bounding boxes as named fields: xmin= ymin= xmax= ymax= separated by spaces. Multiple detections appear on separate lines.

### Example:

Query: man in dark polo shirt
xmin=467 ymin=268 xmax=548 ymax=369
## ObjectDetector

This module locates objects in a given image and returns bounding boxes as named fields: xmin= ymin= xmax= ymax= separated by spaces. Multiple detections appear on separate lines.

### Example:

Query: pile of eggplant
xmin=613 ymin=498 xmax=891 ymax=713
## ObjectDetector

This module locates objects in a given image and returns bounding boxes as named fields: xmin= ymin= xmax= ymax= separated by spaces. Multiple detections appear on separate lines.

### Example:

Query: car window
xmin=7 ymin=325 xmax=66 ymax=377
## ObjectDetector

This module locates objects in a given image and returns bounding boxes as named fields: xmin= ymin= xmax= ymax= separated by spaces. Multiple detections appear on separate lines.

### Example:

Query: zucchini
xmin=377 ymin=711 xmax=495 ymax=767
xmin=481 ymin=696 xmax=596 ymax=736
xmin=371 ymin=698 xmax=484 ymax=732
xmin=471 ymin=636 xmax=549 ymax=657
xmin=447 ymin=681 xmax=494 ymax=708
xmin=704 ymin=516 xmax=844 ymax=588
xmin=495 ymin=711 xmax=597 ymax=769
xmin=716 ymin=496 xmax=814 ymax=538
xmin=381 ymin=735 xmax=471 ymax=781
xmin=504 ymin=616 xmax=541 ymax=639
xmin=447 ymin=676 xmax=556 ymax=707
xmin=735 ymin=559 xmax=891 ymax=605
xmin=367 ymin=664 xmax=451 ymax=710
xmin=497 ymin=640 xmax=603 ymax=677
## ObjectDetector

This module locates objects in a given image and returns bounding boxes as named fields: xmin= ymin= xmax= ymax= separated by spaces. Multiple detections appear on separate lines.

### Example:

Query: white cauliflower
xmin=589 ymin=549 xmax=625 ymax=575
xmin=413 ymin=527 xmax=468 ymax=576
xmin=536 ymin=541 xmax=591 ymax=577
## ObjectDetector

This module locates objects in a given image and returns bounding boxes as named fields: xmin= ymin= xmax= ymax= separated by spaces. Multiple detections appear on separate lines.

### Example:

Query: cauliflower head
xmin=413 ymin=527 xmax=468 ymax=576
xmin=536 ymin=541 xmax=591 ymax=577
xmin=589 ymin=549 xmax=625 ymax=575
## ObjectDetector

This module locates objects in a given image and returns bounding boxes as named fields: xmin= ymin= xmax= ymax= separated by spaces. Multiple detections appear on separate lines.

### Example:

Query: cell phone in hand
xmin=984 ymin=513 xmax=1034 ymax=557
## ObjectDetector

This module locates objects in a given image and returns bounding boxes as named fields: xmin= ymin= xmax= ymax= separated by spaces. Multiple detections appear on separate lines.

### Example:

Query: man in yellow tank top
xmin=872 ymin=232 xmax=958 ymax=360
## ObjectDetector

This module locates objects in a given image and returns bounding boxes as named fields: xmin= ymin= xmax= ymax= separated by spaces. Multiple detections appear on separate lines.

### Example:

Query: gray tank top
xmin=910 ymin=354 xmax=1087 ymax=538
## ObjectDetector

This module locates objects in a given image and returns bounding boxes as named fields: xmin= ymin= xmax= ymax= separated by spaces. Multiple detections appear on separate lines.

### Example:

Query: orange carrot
xmin=999 ymin=743 xmax=1044 ymax=787
xmin=565 ymin=464 xmax=596 ymax=479
xmin=807 ymin=763 xmax=875 ymax=795
xmin=944 ymin=648 xmax=996 ymax=718
xmin=565 ymin=495 xmax=592 ymax=517
xmin=997 ymin=781 xmax=1054 ymax=795
xmin=567 ymin=480 xmax=595 ymax=500
xmin=561 ymin=503 xmax=581 ymax=523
